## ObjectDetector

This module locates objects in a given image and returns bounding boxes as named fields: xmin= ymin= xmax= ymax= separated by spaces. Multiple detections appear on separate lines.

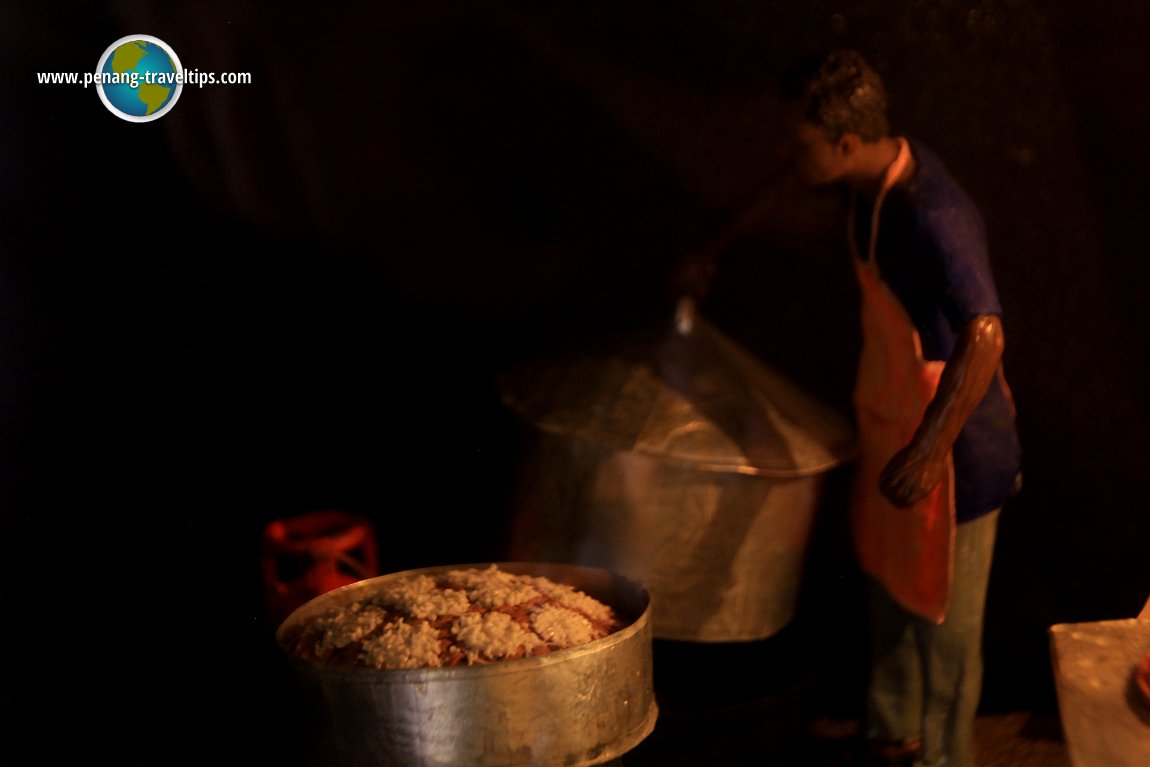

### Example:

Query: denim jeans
xmin=864 ymin=508 xmax=1001 ymax=767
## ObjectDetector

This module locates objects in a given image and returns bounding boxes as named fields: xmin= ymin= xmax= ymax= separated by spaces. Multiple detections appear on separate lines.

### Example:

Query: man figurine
xmin=780 ymin=50 xmax=1023 ymax=767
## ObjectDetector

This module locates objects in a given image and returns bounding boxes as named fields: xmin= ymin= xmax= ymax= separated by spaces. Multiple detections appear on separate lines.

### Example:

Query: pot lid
xmin=499 ymin=299 xmax=857 ymax=477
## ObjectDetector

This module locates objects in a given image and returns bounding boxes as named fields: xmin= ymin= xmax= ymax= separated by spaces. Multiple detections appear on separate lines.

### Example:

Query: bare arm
xmin=879 ymin=314 xmax=1005 ymax=507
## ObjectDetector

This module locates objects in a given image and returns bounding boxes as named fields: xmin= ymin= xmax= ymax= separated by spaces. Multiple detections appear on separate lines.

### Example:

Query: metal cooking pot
xmin=275 ymin=562 xmax=657 ymax=767
xmin=500 ymin=299 xmax=856 ymax=642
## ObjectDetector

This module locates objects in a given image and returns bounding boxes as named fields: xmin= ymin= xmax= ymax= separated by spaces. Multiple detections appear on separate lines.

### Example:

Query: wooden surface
xmin=1049 ymin=619 xmax=1150 ymax=767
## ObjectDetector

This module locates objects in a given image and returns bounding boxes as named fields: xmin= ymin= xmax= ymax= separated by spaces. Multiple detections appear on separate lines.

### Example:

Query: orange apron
xmin=849 ymin=137 xmax=955 ymax=624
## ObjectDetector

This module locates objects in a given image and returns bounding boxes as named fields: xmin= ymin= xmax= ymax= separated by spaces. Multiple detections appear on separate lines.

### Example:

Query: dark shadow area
xmin=1126 ymin=673 xmax=1150 ymax=729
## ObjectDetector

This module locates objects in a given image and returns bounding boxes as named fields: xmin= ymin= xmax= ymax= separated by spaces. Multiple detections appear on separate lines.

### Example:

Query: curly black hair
xmin=781 ymin=49 xmax=890 ymax=142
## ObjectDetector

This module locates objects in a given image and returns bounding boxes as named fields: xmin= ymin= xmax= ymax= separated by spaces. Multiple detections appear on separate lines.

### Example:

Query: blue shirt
xmin=856 ymin=136 xmax=1022 ymax=521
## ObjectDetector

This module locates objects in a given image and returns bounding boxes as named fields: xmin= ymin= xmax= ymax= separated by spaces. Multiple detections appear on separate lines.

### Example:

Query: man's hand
xmin=879 ymin=442 xmax=948 ymax=507
xmin=878 ymin=314 xmax=1005 ymax=508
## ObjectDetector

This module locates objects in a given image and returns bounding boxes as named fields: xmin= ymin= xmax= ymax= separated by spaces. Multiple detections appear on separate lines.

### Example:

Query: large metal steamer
xmin=499 ymin=300 xmax=857 ymax=644
xmin=276 ymin=562 xmax=657 ymax=767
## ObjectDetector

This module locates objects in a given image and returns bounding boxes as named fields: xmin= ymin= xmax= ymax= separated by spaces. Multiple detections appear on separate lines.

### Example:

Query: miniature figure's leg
xmin=914 ymin=509 xmax=1000 ymax=767
xmin=865 ymin=577 xmax=924 ymax=747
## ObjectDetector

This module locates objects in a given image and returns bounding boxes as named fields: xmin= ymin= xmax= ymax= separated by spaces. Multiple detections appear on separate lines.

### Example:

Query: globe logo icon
xmin=95 ymin=35 xmax=183 ymax=122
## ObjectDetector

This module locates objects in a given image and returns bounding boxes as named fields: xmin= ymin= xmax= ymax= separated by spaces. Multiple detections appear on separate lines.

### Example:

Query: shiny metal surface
xmin=507 ymin=432 xmax=830 ymax=641
xmin=276 ymin=562 xmax=657 ymax=767
xmin=499 ymin=302 xmax=856 ymax=478
xmin=501 ymin=303 xmax=856 ymax=641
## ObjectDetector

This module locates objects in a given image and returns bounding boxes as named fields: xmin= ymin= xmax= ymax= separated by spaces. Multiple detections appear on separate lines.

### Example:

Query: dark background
xmin=3 ymin=1 xmax=1149 ymax=763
